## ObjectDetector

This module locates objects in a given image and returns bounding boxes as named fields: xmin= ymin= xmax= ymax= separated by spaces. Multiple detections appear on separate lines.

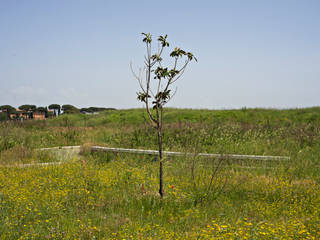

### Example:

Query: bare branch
xmin=130 ymin=62 xmax=146 ymax=93
xmin=157 ymin=76 xmax=162 ymax=96
xmin=171 ymin=60 xmax=190 ymax=84
xmin=165 ymin=86 xmax=178 ymax=104
xmin=173 ymin=57 xmax=178 ymax=70
xmin=157 ymin=41 xmax=161 ymax=53
xmin=147 ymin=42 xmax=151 ymax=59
xmin=150 ymin=45 xmax=164 ymax=67
xmin=150 ymin=88 xmax=156 ymax=99
xmin=130 ymin=61 xmax=140 ymax=81
xmin=144 ymin=54 xmax=157 ymax=124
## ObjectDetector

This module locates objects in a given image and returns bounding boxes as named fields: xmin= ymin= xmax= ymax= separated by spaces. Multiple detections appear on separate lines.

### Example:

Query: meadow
xmin=0 ymin=107 xmax=319 ymax=239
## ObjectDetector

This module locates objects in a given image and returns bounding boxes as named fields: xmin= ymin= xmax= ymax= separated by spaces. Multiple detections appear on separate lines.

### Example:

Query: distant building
xmin=3 ymin=108 xmax=53 ymax=120
xmin=33 ymin=112 xmax=46 ymax=120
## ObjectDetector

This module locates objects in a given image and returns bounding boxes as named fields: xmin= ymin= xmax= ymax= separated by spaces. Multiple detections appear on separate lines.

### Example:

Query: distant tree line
xmin=80 ymin=107 xmax=116 ymax=114
xmin=0 ymin=104 xmax=116 ymax=121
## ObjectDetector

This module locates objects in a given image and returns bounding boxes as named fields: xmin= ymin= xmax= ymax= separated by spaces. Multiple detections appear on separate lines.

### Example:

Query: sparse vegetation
xmin=0 ymin=107 xmax=319 ymax=239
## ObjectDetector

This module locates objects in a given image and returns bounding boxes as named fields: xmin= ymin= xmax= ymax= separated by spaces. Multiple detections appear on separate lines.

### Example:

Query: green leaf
xmin=151 ymin=54 xmax=162 ymax=62
xmin=158 ymin=34 xmax=169 ymax=47
xmin=141 ymin=32 xmax=152 ymax=43
xmin=137 ymin=92 xmax=151 ymax=102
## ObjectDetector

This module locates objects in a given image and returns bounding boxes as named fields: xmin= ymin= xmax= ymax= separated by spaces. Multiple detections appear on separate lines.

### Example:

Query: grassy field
xmin=0 ymin=107 xmax=319 ymax=239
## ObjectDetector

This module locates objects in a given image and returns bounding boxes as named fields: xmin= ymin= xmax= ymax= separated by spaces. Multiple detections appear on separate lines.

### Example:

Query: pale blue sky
xmin=1 ymin=0 xmax=319 ymax=109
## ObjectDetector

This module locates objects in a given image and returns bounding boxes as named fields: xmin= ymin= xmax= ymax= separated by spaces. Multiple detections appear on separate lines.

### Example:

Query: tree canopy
xmin=48 ymin=104 xmax=61 ymax=116
xmin=0 ymin=105 xmax=15 ymax=119
xmin=48 ymin=104 xmax=61 ymax=110
xmin=36 ymin=107 xmax=46 ymax=113
xmin=19 ymin=105 xmax=37 ymax=112
xmin=62 ymin=104 xmax=79 ymax=114
xmin=0 ymin=105 xmax=15 ymax=112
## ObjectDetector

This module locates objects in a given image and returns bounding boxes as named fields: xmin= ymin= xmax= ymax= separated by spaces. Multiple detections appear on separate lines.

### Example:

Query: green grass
xmin=0 ymin=107 xmax=319 ymax=239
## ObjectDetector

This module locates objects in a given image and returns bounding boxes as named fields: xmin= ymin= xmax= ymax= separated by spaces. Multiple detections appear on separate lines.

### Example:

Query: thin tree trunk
xmin=6 ymin=111 xmax=10 ymax=120
xmin=158 ymin=128 xmax=164 ymax=198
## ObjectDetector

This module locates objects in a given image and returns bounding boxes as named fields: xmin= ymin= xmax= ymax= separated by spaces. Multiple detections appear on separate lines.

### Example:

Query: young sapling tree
xmin=131 ymin=33 xmax=197 ymax=198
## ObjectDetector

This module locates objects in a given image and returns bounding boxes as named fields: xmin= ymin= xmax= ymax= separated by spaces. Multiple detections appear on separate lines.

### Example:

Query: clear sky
xmin=1 ymin=0 xmax=319 ymax=109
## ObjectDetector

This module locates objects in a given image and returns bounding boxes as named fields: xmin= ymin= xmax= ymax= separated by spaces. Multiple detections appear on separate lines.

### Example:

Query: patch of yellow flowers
xmin=0 ymin=159 xmax=319 ymax=239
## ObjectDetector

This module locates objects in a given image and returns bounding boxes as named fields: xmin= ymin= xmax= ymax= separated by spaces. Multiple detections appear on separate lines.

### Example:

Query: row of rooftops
xmin=0 ymin=108 xmax=54 ymax=120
